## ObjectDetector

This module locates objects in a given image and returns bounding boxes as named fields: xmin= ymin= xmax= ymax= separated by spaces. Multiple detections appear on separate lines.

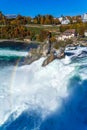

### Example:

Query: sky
xmin=0 ymin=0 xmax=87 ymax=17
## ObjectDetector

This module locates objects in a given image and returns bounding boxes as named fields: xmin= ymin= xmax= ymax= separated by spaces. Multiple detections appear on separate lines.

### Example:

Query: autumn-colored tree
xmin=26 ymin=17 xmax=31 ymax=24
xmin=54 ymin=18 xmax=61 ymax=25
xmin=37 ymin=30 xmax=50 ymax=42
xmin=40 ymin=16 xmax=45 ymax=24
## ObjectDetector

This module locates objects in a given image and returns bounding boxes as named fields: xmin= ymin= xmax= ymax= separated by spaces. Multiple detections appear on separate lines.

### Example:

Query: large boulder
xmin=42 ymin=53 xmax=56 ymax=67
xmin=25 ymin=42 xmax=52 ymax=66
xmin=21 ymin=48 xmax=41 ymax=65
xmin=50 ymin=47 xmax=65 ymax=59
xmin=42 ymin=47 xmax=65 ymax=67
xmin=42 ymin=43 xmax=50 ymax=56
xmin=56 ymin=47 xmax=65 ymax=59
xmin=22 ymin=42 xmax=65 ymax=66
xmin=21 ymin=54 xmax=41 ymax=65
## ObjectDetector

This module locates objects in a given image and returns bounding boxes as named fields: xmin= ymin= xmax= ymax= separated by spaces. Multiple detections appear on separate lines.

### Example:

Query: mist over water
xmin=0 ymin=41 xmax=38 ymax=66
xmin=0 ymin=46 xmax=87 ymax=130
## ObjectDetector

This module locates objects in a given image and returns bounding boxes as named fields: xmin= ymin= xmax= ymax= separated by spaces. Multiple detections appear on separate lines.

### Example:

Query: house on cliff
xmin=84 ymin=30 xmax=87 ymax=37
xmin=56 ymin=29 xmax=76 ymax=41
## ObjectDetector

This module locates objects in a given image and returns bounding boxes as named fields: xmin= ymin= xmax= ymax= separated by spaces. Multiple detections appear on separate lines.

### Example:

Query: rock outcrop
xmin=42 ymin=47 xmax=65 ymax=66
xmin=56 ymin=48 xmax=65 ymax=59
xmin=22 ymin=40 xmax=65 ymax=66
xmin=42 ymin=53 xmax=56 ymax=66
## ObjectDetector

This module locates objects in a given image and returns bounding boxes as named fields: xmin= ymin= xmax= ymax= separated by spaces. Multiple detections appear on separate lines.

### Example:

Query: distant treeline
xmin=0 ymin=11 xmax=60 ymax=25
xmin=0 ymin=25 xmax=51 ymax=42
xmin=0 ymin=11 xmax=83 ymax=25
xmin=0 ymin=11 xmax=87 ymax=41
xmin=0 ymin=11 xmax=58 ymax=41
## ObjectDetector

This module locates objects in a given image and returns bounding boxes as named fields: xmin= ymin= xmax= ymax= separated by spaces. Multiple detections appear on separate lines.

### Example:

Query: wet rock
xmin=22 ymin=42 xmax=65 ymax=66
xmin=42 ymin=53 xmax=56 ymax=67
xmin=27 ymin=55 xmax=41 ymax=64
xmin=42 ymin=47 xmax=65 ymax=67
xmin=21 ymin=47 xmax=42 ymax=65
xmin=56 ymin=48 xmax=65 ymax=59
xmin=26 ymin=42 xmax=52 ymax=66
xmin=42 ymin=43 xmax=50 ymax=56
xmin=22 ymin=54 xmax=41 ymax=65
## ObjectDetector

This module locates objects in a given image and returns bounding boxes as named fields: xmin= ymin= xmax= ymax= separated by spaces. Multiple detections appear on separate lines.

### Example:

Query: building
xmin=58 ymin=17 xmax=63 ymax=22
xmin=61 ymin=19 xmax=70 ymax=25
xmin=82 ymin=13 xmax=87 ymax=22
xmin=56 ymin=29 xmax=76 ymax=41
xmin=84 ymin=30 xmax=87 ymax=37
xmin=58 ymin=16 xmax=70 ymax=25
xmin=24 ymin=36 xmax=31 ymax=43
xmin=5 ymin=14 xmax=17 ymax=19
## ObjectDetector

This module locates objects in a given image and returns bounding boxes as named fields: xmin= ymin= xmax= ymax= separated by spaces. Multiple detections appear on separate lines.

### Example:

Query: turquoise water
xmin=0 ymin=42 xmax=38 ymax=66
xmin=0 ymin=47 xmax=87 ymax=130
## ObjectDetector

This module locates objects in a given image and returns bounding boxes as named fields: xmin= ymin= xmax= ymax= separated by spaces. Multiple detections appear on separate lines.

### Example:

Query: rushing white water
xmin=0 ymin=52 xmax=87 ymax=130
xmin=0 ymin=48 xmax=28 ymax=57
xmin=0 ymin=57 xmax=72 ymax=124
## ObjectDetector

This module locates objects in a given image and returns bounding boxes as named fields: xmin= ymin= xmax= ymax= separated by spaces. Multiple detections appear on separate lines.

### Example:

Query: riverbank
xmin=24 ymin=38 xmax=87 ymax=66
xmin=0 ymin=39 xmax=43 ymax=45
xmin=0 ymin=39 xmax=24 ymax=43
xmin=0 ymin=38 xmax=87 ymax=67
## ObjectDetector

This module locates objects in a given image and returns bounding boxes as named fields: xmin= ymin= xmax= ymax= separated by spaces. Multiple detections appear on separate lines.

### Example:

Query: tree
xmin=37 ymin=30 xmax=50 ymax=42
xmin=54 ymin=18 xmax=61 ymax=25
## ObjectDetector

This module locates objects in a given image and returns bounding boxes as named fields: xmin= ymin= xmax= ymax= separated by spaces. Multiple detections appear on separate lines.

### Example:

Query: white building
xmin=24 ymin=39 xmax=31 ymax=42
xmin=58 ymin=17 xmax=63 ymax=22
xmin=61 ymin=19 xmax=70 ymax=25
xmin=82 ymin=13 xmax=87 ymax=22
xmin=84 ymin=30 xmax=87 ymax=37
xmin=58 ymin=16 xmax=70 ymax=25
xmin=56 ymin=29 xmax=76 ymax=41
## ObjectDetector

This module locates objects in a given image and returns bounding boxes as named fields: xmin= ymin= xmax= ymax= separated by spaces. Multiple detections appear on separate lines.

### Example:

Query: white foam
xmin=0 ymin=57 xmax=76 ymax=125
xmin=62 ymin=56 xmax=71 ymax=64
xmin=1 ymin=56 xmax=87 ymax=125
xmin=0 ymin=49 xmax=28 ymax=57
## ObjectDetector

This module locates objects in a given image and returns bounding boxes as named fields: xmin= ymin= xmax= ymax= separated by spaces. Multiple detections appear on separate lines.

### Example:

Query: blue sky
xmin=0 ymin=0 xmax=87 ymax=17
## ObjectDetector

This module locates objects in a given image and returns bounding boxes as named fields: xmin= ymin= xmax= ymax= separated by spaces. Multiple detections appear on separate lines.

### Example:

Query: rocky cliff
xmin=22 ymin=41 xmax=65 ymax=66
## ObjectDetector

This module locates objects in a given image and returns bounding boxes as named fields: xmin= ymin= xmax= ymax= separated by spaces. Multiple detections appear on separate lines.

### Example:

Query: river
xmin=0 ymin=43 xmax=87 ymax=130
